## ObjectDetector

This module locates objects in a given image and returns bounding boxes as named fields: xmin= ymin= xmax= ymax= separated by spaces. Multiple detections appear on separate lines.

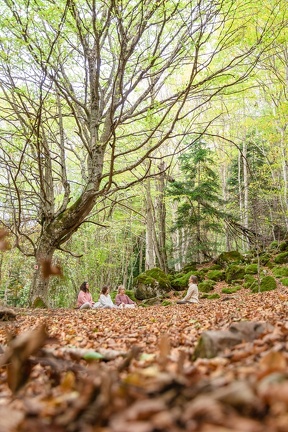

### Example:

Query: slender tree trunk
xmin=145 ymin=178 xmax=156 ymax=269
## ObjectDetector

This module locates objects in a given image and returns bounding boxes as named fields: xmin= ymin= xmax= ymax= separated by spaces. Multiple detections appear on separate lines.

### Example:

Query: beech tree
xmin=0 ymin=0 xmax=285 ymax=306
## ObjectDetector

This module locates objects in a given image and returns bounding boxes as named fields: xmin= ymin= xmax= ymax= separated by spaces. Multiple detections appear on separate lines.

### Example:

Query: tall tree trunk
xmin=145 ymin=178 xmax=156 ymax=270
xmin=30 ymin=244 xmax=56 ymax=307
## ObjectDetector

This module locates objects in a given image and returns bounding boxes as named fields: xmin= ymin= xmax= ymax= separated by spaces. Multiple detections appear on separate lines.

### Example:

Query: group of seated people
xmin=77 ymin=282 xmax=136 ymax=310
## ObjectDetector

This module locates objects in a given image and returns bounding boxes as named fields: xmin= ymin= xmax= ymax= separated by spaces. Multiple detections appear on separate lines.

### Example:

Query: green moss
xmin=182 ymin=263 xmax=197 ymax=273
xmin=225 ymin=265 xmax=245 ymax=283
xmin=32 ymin=297 xmax=47 ymax=308
xmin=243 ymin=275 xmax=257 ymax=290
xmin=209 ymin=264 xmax=222 ymax=270
xmin=274 ymin=252 xmax=288 ymax=264
xmin=207 ymin=293 xmax=220 ymax=300
xmin=198 ymin=280 xmax=215 ymax=293
xmin=134 ymin=267 xmax=171 ymax=291
xmin=245 ymin=264 xmax=258 ymax=274
xmin=171 ymin=271 xmax=195 ymax=290
xmin=251 ymin=276 xmax=277 ymax=293
xmin=272 ymin=266 xmax=288 ymax=278
xmin=269 ymin=241 xmax=279 ymax=250
xmin=222 ymin=287 xmax=240 ymax=294
xmin=162 ymin=300 xmax=172 ymax=306
xmin=281 ymin=278 xmax=288 ymax=287
xmin=216 ymin=251 xmax=245 ymax=267
xmin=279 ymin=241 xmax=288 ymax=252
xmin=206 ymin=270 xmax=225 ymax=281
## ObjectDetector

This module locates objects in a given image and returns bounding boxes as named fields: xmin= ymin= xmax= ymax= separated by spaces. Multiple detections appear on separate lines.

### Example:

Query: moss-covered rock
xmin=171 ymin=271 xmax=195 ymax=291
xmin=134 ymin=267 xmax=171 ymax=300
xmin=274 ymin=252 xmax=288 ymax=264
xmin=244 ymin=264 xmax=258 ymax=274
xmin=222 ymin=287 xmax=241 ymax=294
xmin=251 ymin=276 xmax=277 ymax=293
xmin=225 ymin=265 xmax=245 ymax=284
xmin=32 ymin=297 xmax=48 ymax=308
xmin=206 ymin=269 xmax=225 ymax=281
xmin=215 ymin=251 xmax=245 ymax=267
xmin=208 ymin=264 xmax=222 ymax=270
xmin=259 ymin=253 xmax=272 ymax=265
xmin=198 ymin=280 xmax=215 ymax=293
xmin=268 ymin=240 xmax=279 ymax=250
xmin=279 ymin=241 xmax=288 ymax=252
xmin=181 ymin=263 xmax=197 ymax=273
xmin=281 ymin=278 xmax=288 ymax=287
xmin=243 ymin=275 xmax=257 ymax=290
xmin=272 ymin=266 xmax=288 ymax=278
xmin=206 ymin=293 xmax=220 ymax=300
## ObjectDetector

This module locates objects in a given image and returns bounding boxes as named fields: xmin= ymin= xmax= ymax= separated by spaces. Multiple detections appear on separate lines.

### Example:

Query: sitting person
xmin=115 ymin=285 xmax=136 ymax=308
xmin=77 ymin=281 xmax=95 ymax=309
xmin=94 ymin=286 xmax=117 ymax=309
xmin=176 ymin=275 xmax=199 ymax=304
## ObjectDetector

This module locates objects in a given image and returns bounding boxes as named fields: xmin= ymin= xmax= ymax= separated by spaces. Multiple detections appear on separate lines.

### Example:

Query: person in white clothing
xmin=94 ymin=286 xmax=117 ymax=309
xmin=177 ymin=275 xmax=199 ymax=304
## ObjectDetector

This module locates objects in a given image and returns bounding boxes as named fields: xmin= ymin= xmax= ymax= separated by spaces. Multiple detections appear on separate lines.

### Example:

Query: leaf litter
xmin=0 ymin=287 xmax=288 ymax=431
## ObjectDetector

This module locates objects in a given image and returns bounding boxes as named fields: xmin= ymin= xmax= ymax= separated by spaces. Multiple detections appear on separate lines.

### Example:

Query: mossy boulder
xmin=222 ymin=287 xmax=241 ymax=294
xmin=206 ymin=269 xmax=225 ymax=281
xmin=272 ymin=266 xmax=288 ymax=278
xmin=198 ymin=279 xmax=215 ymax=293
xmin=281 ymin=278 xmax=288 ymax=287
xmin=279 ymin=241 xmax=288 ymax=252
xmin=243 ymin=275 xmax=257 ymax=290
xmin=259 ymin=253 xmax=272 ymax=266
xmin=134 ymin=267 xmax=171 ymax=300
xmin=225 ymin=265 xmax=245 ymax=284
xmin=207 ymin=293 xmax=220 ymax=300
xmin=274 ymin=252 xmax=288 ymax=264
xmin=181 ymin=263 xmax=197 ymax=273
xmin=171 ymin=271 xmax=195 ymax=291
xmin=215 ymin=251 xmax=245 ymax=267
xmin=244 ymin=264 xmax=258 ymax=275
xmin=268 ymin=241 xmax=279 ymax=250
xmin=251 ymin=276 xmax=277 ymax=293
xmin=208 ymin=264 xmax=222 ymax=270
xmin=32 ymin=297 xmax=48 ymax=308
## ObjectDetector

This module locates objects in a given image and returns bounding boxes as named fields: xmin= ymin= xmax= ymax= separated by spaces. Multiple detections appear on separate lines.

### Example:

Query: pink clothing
xmin=77 ymin=290 xmax=93 ymax=308
xmin=115 ymin=294 xmax=135 ymax=306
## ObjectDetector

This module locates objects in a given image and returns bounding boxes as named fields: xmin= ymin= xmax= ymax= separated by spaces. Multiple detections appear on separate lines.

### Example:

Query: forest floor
xmin=0 ymin=284 xmax=288 ymax=432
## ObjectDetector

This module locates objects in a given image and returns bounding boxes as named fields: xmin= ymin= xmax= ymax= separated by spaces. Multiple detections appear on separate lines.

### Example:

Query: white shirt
xmin=182 ymin=283 xmax=199 ymax=303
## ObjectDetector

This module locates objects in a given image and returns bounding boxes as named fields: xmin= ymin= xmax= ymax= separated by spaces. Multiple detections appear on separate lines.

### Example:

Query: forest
xmin=0 ymin=1 xmax=288 ymax=430
xmin=0 ymin=0 xmax=287 ymax=308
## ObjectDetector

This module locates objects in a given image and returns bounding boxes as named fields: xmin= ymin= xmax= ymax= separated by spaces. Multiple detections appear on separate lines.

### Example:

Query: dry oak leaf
xmin=0 ymin=324 xmax=49 ymax=392
xmin=0 ymin=228 xmax=11 ymax=251
xmin=40 ymin=259 xmax=63 ymax=279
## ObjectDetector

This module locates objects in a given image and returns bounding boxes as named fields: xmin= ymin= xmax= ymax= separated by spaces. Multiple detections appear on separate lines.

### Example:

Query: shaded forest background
xmin=0 ymin=0 xmax=288 ymax=307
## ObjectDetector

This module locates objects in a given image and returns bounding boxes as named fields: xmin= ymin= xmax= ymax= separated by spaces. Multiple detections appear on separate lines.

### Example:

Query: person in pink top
xmin=77 ymin=281 xmax=95 ymax=309
xmin=115 ymin=285 xmax=136 ymax=308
